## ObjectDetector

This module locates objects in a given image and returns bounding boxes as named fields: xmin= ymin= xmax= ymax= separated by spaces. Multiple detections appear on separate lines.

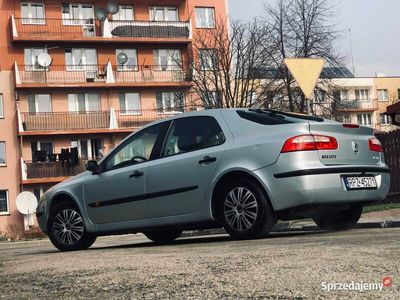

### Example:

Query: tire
xmin=144 ymin=229 xmax=183 ymax=244
xmin=218 ymin=178 xmax=275 ymax=239
xmin=312 ymin=205 xmax=363 ymax=231
xmin=47 ymin=202 xmax=96 ymax=251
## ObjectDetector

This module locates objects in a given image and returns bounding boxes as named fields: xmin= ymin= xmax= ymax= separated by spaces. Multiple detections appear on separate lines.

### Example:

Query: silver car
xmin=36 ymin=109 xmax=390 ymax=251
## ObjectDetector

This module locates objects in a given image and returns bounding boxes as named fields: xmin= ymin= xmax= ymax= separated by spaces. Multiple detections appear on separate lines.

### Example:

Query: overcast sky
xmin=228 ymin=0 xmax=400 ymax=77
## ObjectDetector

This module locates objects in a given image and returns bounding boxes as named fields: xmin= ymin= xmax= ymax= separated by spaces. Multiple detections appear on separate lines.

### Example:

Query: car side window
xmin=162 ymin=116 xmax=225 ymax=157
xmin=105 ymin=122 xmax=166 ymax=171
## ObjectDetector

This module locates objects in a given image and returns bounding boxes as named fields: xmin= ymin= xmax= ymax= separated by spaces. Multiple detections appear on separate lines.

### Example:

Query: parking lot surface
xmin=0 ymin=228 xmax=399 ymax=299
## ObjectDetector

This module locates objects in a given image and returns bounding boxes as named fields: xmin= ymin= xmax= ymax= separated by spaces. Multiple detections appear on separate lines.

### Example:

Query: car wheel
xmin=144 ymin=229 xmax=183 ymax=244
xmin=219 ymin=179 xmax=275 ymax=239
xmin=312 ymin=205 xmax=363 ymax=231
xmin=47 ymin=202 xmax=96 ymax=251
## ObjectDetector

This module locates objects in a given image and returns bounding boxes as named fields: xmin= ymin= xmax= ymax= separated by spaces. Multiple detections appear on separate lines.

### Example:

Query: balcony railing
xmin=108 ymin=20 xmax=190 ymax=38
xmin=16 ymin=64 xmax=191 ymax=86
xmin=332 ymin=100 xmax=378 ymax=111
xmin=115 ymin=109 xmax=183 ymax=128
xmin=12 ymin=16 xmax=191 ymax=40
xmin=25 ymin=159 xmax=88 ymax=180
xmin=14 ymin=17 xmax=101 ymax=38
xmin=21 ymin=111 xmax=110 ymax=131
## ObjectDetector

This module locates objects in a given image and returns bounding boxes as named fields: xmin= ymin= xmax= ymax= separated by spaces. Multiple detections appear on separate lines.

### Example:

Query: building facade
xmin=0 ymin=0 xmax=228 ymax=234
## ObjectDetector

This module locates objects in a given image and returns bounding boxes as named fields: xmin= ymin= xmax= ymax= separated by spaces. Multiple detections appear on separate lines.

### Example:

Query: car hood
xmin=45 ymin=171 xmax=91 ymax=197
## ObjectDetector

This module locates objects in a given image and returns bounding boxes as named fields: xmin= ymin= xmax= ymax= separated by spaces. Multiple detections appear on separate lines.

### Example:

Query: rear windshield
xmin=236 ymin=110 xmax=293 ymax=125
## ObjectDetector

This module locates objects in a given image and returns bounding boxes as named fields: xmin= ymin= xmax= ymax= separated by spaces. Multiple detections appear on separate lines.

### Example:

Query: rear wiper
xmin=250 ymin=108 xmax=324 ymax=122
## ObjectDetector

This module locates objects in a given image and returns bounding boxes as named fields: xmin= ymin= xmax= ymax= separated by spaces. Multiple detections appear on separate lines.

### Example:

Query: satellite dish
xmin=37 ymin=53 xmax=52 ymax=68
xmin=106 ymin=0 xmax=119 ymax=15
xmin=16 ymin=192 xmax=38 ymax=215
xmin=95 ymin=7 xmax=108 ymax=21
xmin=117 ymin=52 xmax=129 ymax=65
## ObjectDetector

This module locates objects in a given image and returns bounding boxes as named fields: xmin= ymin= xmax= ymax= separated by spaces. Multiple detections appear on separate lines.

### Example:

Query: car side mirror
xmin=87 ymin=160 xmax=101 ymax=175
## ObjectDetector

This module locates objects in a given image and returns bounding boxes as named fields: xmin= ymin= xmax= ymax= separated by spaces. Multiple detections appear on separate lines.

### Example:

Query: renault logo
xmin=352 ymin=141 xmax=359 ymax=155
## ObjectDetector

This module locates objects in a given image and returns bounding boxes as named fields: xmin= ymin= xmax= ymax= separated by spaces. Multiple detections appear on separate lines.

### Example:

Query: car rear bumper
xmin=254 ymin=165 xmax=391 ymax=211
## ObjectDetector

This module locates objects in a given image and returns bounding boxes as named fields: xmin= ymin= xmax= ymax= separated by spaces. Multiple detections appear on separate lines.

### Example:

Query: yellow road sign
xmin=284 ymin=58 xmax=325 ymax=99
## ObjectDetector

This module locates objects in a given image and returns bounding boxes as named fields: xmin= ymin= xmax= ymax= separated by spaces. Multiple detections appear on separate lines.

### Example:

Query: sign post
xmin=284 ymin=58 xmax=325 ymax=115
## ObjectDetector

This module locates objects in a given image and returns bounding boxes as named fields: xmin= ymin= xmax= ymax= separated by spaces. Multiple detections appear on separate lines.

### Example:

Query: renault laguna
xmin=36 ymin=109 xmax=390 ymax=251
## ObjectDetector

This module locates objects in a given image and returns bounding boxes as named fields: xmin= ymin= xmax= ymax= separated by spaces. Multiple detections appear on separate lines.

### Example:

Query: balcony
xmin=11 ymin=16 xmax=192 ymax=44
xmin=18 ymin=109 xmax=183 ymax=135
xmin=14 ymin=63 xmax=192 ymax=89
xmin=332 ymin=100 xmax=378 ymax=112
xmin=24 ymin=160 xmax=88 ymax=183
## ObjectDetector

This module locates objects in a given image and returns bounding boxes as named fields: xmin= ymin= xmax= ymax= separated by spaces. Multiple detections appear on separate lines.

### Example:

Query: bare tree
xmin=262 ymin=0 xmax=345 ymax=115
xmin=186 ymin=18 xmax=277 ymax=109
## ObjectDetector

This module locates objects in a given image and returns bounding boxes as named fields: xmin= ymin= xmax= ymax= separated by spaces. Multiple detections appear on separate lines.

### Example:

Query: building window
xmin=62 ymin=3 xmax=94 ymax=25
xmin=0 ymin=94 xmax=4 ymax=119
xmin=357 ymin=114 xmax=372 ymax=126
xmin=0 ymin=142 xmax=5 ymax=166
xmin=355 ymin=89 xmax=370 ymax=101
xmin=195 ymin=7 xmax=215 ymax=28
xmin=202 ymin=91 xmax=222 ymax=108
xmin=65 ymin=48 xmax=97 ymax=70
xmin=153 ymin=49 xmax=181 ymax=70
xmin=380 ymin=113 xmax=391 ymax=125
xmin=28 ymin=94 xmax=52 ymax=113
xmin=333 ymin=90 xmax=349 ymax=102
xmin=116 ymin=49 xmax=138 ymax=71
xmin=24 ymin=48 xmax=47 ymax=70
xmin=21 ymin=2 xmax=45 ymax=24
xmin=314 ymin=89 xmax=327 ymax=103
xmin=378 ymin=89 xmax=389 ymax=101
xmin=199 ymin=49 xmax=218 ymax=70
xmin=156 ymin=92 xmax=184 ymax=113
xmin=114 ymin=5 xmax=134 ymax=21
xmin=0 ymin=190 xmax=9 ymax=215
xmin=119 ymin=93 xmax=141 ymax=115
xmin=68 ymin=93 xmax=100 ymax=112
xmin=150 ymin=6 xmax=179 ymax=21
xmin=31 ymin=141 xmax=53 ymax=162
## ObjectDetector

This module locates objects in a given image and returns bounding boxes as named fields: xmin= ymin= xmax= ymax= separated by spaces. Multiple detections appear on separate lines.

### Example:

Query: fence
xmin=378 ymin=129 xmax=400 ymax=197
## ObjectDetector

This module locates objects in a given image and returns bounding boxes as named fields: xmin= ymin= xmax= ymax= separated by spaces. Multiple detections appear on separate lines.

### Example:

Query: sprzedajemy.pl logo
xmin=321 ymin=277 xmax=393 ymax=293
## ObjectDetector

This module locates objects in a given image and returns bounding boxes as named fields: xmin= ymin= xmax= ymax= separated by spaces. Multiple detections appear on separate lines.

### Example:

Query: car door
xmin=145 ymin=115 xmax=227 ymax=218
xmin=83 ymin=121 xmax=170 ymax=224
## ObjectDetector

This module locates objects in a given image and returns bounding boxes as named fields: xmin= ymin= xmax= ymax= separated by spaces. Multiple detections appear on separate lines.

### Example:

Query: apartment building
xmin=331 ymin=76 xmax=400 ymax=132
xmin=0 ymin=0 xmax=228 ymax=233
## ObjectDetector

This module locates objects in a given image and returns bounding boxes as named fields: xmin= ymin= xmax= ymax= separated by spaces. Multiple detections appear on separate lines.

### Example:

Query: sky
xmin=228 ymin=0 xmax=400 ymax=77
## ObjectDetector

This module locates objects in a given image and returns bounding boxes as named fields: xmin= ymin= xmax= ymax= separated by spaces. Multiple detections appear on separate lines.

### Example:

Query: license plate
xmin=343 ymin=176 xmax=377 ymax=190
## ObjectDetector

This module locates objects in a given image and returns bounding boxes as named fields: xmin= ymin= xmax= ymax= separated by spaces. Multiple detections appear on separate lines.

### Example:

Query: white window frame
xmin=21 ymin=2 xmax=46 ymax=25
xmin=114 ymin=5 xmax=134 ymax=21
xmin=340 ymin=90 xmax=348 ymax=101
xmin=377 ymin=89 xmax=389 ymax=101
xmin=116 ymin=49 xmax=138 ymax=71
xmin=68 ymin=93 xmax=101 ymax=112
xmin=355 ymin=89 xmax=370 ymax=101
xmin=28 ymin=94 xmax=52 ymax=113
xmin=149 ymin=6 xmax=179 ymax=21
xmin=0 ymin=190 xmax=9 ymax=215
xmin=24 ymin=48 xmax=47 ymax=70
xmin=199 ymin=49 xmax=218 ymax=70
xmin=195 ymin=7 xmax=215 ymax=28
xmin=61 ymin=3 xmax=94 ymax=25
xmin=156 ymin=92 xmax=184 ymax=114
xmin=357 ymin=113 xmax=372 ymax=126
xmin=65 ymin=48 xmax=98 ymax=71
xmin=0 ymin=141 xmax=6 ymax=167
xmin=153 ymin=49 xmax=181 ymax=70
xmin=0 ymin=94 xmax=4 ymax=119
xmin=119 ymin=93 xmax=141 ymax=115
xmin=380 ymin=114 xmax=391 ymax=125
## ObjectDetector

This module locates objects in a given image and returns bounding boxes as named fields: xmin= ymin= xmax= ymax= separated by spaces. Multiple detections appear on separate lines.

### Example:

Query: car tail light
xmin=368 ymin=138 xmax=383 ymax=152
xmin=281 ymin=134 xmax=338 ymax=153
xmin=343 ymin=123 xmax=360 ymax=129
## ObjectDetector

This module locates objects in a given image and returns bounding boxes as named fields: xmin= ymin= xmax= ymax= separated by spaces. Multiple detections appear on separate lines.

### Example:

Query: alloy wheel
xmin=223 ymin=187 xmax=258 ymax=232
xmin=52 ymin=209 xmax=84 ymax=245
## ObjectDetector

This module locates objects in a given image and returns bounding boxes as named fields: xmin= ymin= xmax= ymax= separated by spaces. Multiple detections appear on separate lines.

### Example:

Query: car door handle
xmin=129 ymin=171 xmax=144 ymax=178
xmin=198 ymin=156 xmax=217 ymax=164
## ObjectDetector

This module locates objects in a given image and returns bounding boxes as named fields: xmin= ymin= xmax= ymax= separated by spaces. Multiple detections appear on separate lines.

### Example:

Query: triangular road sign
xmin=284 ymin=58 xmax=325 ymax=99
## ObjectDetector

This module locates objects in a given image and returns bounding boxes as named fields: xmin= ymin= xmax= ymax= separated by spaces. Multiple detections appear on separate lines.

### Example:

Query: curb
xmin=181 ymin=220 xmax=400 ymax=238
